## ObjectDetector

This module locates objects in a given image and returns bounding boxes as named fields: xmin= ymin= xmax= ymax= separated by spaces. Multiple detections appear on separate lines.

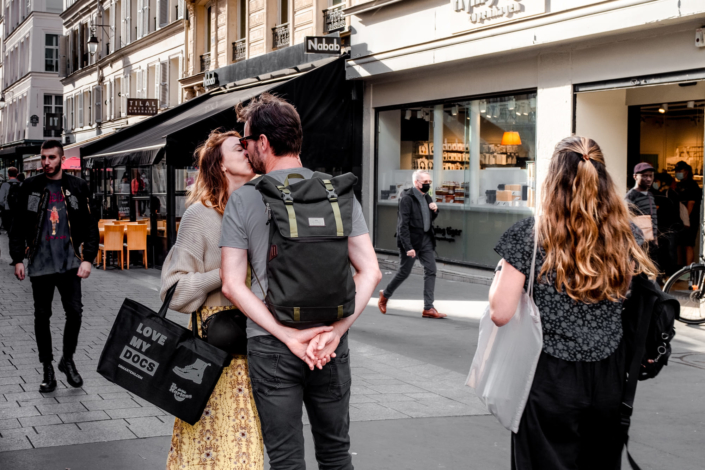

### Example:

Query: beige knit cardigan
xmin=160 ymin=202 xmax=232 ymax=313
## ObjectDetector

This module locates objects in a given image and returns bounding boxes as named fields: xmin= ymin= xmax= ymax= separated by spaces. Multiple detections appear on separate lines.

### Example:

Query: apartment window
xmin=238 ymin=0 xmax=246 ymax=39
xmin=45 ymin=34 xmax=59 ymax=72
xmin=279 ymin=0 xmax=288 ymax=24
xmin=205 ymin=6 xmax=212 ymax=53
xmin=44 ymin=95 xmax=63 ymax=137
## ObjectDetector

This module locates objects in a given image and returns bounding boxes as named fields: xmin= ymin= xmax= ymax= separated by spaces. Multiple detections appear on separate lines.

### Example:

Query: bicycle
xmin=662 ymin=258 xmax=705 ymax=325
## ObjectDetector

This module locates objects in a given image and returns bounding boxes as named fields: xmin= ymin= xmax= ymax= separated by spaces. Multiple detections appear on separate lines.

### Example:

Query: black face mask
xmin=420 ymin=183 xmax=431 ymax=193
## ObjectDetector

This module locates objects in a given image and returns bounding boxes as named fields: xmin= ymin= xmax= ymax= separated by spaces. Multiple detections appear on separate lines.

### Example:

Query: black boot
xmin=39 ymin=362 xmax=57 ymax=393
xmin=58 ymin=356 xmax=83 ymax=388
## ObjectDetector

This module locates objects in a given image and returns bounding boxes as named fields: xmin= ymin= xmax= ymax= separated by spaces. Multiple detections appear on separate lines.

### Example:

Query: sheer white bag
xmin=465 ymin=219 xmax=543 ymax=433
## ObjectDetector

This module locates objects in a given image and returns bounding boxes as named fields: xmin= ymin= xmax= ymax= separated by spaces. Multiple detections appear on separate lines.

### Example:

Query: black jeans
xmin=248 ymin=332 xmax=353 ymax=470
xmin=383 ymin=239 xmax=437 ymax=310
xmin=30 ymin=270 xmax=83 ymax=364
xmin=511 ymin=343 xmax=626 ymax=470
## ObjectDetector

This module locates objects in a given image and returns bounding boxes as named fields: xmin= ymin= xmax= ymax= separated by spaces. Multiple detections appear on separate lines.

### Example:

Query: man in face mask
xmin=378 ymin=170 xmax=446 ymax=318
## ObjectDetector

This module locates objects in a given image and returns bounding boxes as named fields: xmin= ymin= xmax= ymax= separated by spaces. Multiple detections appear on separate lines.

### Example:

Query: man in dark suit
xmin=378 ymin=170 xmax=446 ymax=319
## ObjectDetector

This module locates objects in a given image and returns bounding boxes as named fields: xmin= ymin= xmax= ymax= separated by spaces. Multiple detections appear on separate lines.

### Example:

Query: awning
xmin=82 ymin=81 xmax=282 ymax=167
xmin=62 ymin=156 xmax=81 ymax=170
xmin=64 ymin=132 xmax=116 ymax=159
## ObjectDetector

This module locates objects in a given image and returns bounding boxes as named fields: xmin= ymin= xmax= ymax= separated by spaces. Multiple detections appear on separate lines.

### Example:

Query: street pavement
xmin=0 ymin=233 xmax=704 ymax=469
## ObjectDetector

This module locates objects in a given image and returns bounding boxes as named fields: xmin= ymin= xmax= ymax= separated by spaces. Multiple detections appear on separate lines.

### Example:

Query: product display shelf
xmin=377 ymin=199 xmax=533 ymax=214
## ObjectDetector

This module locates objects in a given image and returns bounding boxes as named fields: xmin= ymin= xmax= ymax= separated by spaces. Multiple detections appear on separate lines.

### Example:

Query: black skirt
xmin=512 ymin=342 xmax=626 ymax=470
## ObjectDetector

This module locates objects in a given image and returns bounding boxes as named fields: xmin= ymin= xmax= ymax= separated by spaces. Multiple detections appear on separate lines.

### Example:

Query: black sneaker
xmin=39 ymin=362 xmax=57 ymax=393
xmin=58 ymin=356 xmax=83 ymax=388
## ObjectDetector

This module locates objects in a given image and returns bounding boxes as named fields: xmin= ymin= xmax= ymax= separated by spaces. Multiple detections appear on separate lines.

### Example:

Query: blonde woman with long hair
xmin=161 ymin=129 xmax=263 ymax=470
xmin=489 ymin=136 xmax=657 ymax=470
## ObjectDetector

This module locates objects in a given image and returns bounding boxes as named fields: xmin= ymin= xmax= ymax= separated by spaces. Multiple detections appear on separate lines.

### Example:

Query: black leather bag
xmin=202 ymin=309 xmax=248 ymax=355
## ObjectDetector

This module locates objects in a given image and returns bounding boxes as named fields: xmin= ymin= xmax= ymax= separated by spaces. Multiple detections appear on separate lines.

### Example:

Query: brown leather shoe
xmin=378 ymin=290 xmax=389 ymax=314
xmin=422 ymin=308 xmax=447 ymax=319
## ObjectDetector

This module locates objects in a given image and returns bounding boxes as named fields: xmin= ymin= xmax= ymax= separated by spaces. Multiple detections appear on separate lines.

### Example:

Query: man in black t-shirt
xmin=674 ymin=161 xmax=702 ymax=265
xmin=10 ymin=140 xmax=99 ymax=393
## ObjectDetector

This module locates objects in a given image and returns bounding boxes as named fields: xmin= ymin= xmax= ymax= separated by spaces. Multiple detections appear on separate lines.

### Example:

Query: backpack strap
xmin=322 ymin=179 xmax=344 ymax=237
xmin=275 ymin=175 xmax=300 ymax=238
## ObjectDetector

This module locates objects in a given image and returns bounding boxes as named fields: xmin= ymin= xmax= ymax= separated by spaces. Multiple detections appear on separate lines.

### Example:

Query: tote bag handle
xmin=158 ymin=282 xmax=202 ymax=339
xmin=527 ymin=217 xmax=540 ymax=298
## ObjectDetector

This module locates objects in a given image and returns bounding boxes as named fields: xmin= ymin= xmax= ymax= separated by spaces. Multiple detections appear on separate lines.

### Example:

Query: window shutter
xmin=58 ymin=34 xmax=67 ymax=78
xmin=136 ymin=0 xmax=143 ymax=39
xmin=68 ymin=30 xmax=74 ymax=73
xmin=65 ymin=97 xmax=71 ymax=130
xmin=95 ymin=86 xmax=102 ymax=123
xmin=177 ymin=0 xmax=183 ymax=19
xmin=125 ymin=1 xmax=131 ymax=44
xmin=108 ymin=80 xmax=113 ymax=120
xmin=122 ymin=75 xmax=128 ymax=116
xmin=159 ymin=61 xmax=168 ymax=108
xmin=77 ymin=25 xmax=82 ymax=69
xmin=143 ymin=68 xmax=148 ymax=99
xmin=121 ymin=0 xmax=127 ymax=47
xmin=110 ymin=4 xmax=116 ymax=53
xmin=136 ymin=70 xmax=142 ymax=97
xmin=158 ymin=0 xmax=168 ymax=27
xmin=143 ymin=0 xmax=149 ymax=35
xmin=78 ymin=93 xmax=84 ymax=127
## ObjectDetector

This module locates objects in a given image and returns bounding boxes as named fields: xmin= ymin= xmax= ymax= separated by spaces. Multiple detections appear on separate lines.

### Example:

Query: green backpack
xmin=247 ymin=172 xmax=357 ymax=326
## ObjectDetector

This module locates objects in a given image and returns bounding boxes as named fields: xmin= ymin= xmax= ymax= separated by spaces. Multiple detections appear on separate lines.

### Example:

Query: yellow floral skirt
xmin=166 ymin=306 xmax=264 ymax=470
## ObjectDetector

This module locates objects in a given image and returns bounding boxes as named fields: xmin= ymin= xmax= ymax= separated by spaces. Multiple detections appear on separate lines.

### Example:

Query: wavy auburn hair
xmin=537 ymin=136 xmax=657 ymax=303
xmin=187 ymin=129 xmax=242 ymax=215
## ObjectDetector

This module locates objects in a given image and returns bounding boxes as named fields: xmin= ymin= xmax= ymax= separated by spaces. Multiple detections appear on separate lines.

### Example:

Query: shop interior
xmin=376 ymin=92 xmax=537 ymax=268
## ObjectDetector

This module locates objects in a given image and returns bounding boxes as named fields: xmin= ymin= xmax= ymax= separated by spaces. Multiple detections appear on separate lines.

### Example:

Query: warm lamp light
xmin=501 ymin=131 xmax=522 ymax=146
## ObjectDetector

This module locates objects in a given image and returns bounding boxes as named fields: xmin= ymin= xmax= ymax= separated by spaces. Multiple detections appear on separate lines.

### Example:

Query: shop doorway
xmin=575 ymin=80 xmax=705 ymax=273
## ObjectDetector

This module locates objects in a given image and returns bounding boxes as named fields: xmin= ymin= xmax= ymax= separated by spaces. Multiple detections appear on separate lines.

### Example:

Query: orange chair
xmin=99 ymin=225 xmax=125 ymax=270
xmin=124 ymin=224 xmax=148 ymax=269
xmin=98 ymin=219 xmax=116 ymax=230
xmin=137 ymin=219 xmax=149 ymax=225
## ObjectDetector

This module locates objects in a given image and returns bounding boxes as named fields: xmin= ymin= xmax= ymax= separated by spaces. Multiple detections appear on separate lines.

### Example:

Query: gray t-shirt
xmin=220 ymin=168 xmax=369 ymax=338
xmin=28 ymin=180 xmax=81 ymax=277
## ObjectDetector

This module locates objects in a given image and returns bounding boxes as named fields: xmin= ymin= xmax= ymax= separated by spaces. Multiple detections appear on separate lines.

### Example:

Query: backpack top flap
xmin=255 ymin=172 xmax=358 ymax=239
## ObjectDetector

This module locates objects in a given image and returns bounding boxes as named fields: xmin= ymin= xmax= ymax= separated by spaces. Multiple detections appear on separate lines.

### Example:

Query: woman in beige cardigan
xmin=161 ymin=129 xmax=263 ymax=470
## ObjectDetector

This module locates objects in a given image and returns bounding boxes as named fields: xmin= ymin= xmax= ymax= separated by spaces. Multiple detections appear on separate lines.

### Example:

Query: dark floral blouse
xmin=494 ymin=217 xmax=644 ymax=362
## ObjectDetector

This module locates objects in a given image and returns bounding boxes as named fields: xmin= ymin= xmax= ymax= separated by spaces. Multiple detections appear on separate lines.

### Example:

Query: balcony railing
xmin=200 ymin=52 xmax=211 ymax=73
xmin=232 ymin=38 xmax=246 ymax=62
xmin=272 ymin=23 xmax=290 ymax=50
xmin=323 ymin=4 xmax=346 ymax=34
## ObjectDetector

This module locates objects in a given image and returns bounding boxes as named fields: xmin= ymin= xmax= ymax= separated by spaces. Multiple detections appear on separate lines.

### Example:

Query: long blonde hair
xmin=538 ymin=136 xmax=657 ymax=303
xmin=187 ymin=129 xmax=242 ymax=215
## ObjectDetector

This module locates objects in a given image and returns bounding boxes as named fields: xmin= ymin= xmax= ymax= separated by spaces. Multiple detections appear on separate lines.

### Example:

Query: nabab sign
xmin=450 ymin=0 xmax=545 ymax=33
xmin=305 ymin=36 xmax=341 ymax=55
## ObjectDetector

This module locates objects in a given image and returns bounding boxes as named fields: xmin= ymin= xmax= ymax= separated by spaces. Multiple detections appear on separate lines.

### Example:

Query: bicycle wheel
xmin=663 ymin=264 xmax=705 ymax=325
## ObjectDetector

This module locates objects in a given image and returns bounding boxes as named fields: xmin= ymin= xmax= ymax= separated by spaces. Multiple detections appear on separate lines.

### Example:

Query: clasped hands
xmin=284 ymin=325 xmax=342 ymax=370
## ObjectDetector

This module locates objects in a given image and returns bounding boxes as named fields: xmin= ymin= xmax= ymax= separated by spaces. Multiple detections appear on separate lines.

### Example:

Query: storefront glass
xmin=375 ymin=92 xmax=537 ymax=268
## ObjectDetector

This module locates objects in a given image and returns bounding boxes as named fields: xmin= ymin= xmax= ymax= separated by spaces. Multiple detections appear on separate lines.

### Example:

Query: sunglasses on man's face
xmin=239 ymin=134 xmax=261 ymax=150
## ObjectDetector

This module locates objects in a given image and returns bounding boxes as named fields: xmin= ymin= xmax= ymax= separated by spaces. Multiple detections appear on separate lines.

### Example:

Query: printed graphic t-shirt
xmin=219 ymin=168 xmax=369 ymax=338
xmin=28 ymin=180 xmax=81 ymax=277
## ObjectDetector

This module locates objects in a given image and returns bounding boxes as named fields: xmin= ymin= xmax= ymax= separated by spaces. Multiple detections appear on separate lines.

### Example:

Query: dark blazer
xmin=9 ymin=173 xmax=99 ymax=266
xmin=396 ymin=188 xmax=438 ymax=251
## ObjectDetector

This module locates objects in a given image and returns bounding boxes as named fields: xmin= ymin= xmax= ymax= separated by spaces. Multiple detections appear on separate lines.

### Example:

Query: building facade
xmin=180 ymin=0 xmax=348 ymax=98
xmin=0 ymin=0 xmax=64 ymax=178
xmin=60 ymin=0 xmax=186 ymax=145
xmin=347 ymin=0 xmax=705 ymax=269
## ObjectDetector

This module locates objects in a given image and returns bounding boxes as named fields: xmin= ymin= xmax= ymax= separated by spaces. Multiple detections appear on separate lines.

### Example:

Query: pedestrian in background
xmin=9 ymin=140 xmax=99 ymax=393
xmin=625 ymin=162 xmax=658 ymax=267
xmin=489 ymin=136 xmax=657 ymax=469
xmin=674 ymin=161 xmax=701 ymax=265
xmin=378 ymin=169 xmax=446 ymax=319
xmin=652 ymin=171 xmax=682 ymax=277
xmin=220 ymin=93 xmax=381 ymax=470
xmin=161 ymin=129 xmax=264 ymax=470
xmin=0 ymin=166 xmax=21 ymax=233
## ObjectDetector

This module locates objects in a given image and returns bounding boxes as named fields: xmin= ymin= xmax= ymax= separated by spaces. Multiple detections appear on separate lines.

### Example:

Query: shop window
xmin=375 ymin=92 xmax=537 ymax=268
xmin=43 ymin=94 xmax=63 ymax=137
xmin=114 ymin=166 xmax=131 ymax=219
xmin=175 ymin=166 xmax=198 ymax=232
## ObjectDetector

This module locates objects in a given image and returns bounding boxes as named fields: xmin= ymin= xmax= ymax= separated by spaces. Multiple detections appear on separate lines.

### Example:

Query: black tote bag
xmin=97 ymin=283 xmax=231 ymax=425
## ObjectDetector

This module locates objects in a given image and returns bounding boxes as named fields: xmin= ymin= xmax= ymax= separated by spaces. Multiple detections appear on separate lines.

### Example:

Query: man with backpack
xmin=0 ymin=166 xmax=21 ymax=233
xmin=220 ymin=93 xmax=382 ymax=470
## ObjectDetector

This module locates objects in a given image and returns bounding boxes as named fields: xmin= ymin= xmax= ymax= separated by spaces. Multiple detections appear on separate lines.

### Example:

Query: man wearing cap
xmin=626 ymin=162 xmax=658 ymax=264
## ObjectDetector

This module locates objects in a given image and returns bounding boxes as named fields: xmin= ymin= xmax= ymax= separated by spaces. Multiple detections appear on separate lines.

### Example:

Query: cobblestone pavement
xmin=0 ymin=235 xmax=486 ymax=452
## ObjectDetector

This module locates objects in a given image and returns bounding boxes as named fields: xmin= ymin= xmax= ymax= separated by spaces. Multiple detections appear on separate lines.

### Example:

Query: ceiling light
xmin=529 ymin=97 xmax=536 ymax=110
xmin=507 ymin=98 xmax=516 ymax=110
xmin=659 ymin=103 xmax=668 ymax=114
xmin=687 ymin=101 xmax=695 ymax=109
xmin=479 ymin=100 xmax=487 ymax=113
xmin=405 ymin=109 xmax=411 ymax=120
xmin=452 ymin=105 xmax=458 ymax=116
xmin=424 ymin=111 xmax=430 ymax=122
xmin=417 ymin=110 xmax=424 ymax=119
